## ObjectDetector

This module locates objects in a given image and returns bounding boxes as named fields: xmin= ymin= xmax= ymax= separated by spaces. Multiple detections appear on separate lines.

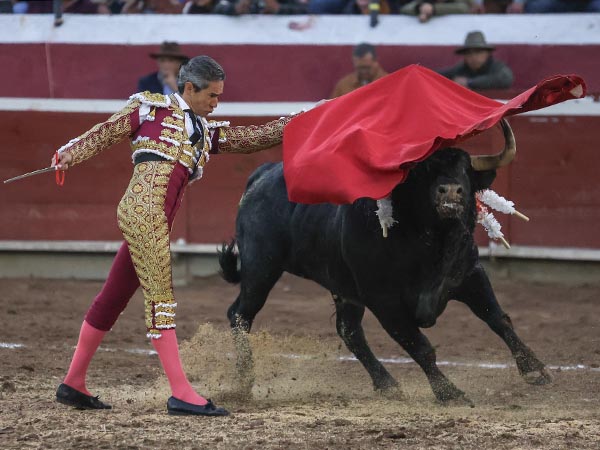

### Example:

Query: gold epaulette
xmin=129 ymin=91 xmax=172 ymax=108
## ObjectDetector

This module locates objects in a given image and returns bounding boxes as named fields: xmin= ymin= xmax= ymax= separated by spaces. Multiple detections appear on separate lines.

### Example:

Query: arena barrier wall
xmin=1 ymin=98 xmax=599 ymax=257
xmin=1 ymin=13 xmax=599 ymax=273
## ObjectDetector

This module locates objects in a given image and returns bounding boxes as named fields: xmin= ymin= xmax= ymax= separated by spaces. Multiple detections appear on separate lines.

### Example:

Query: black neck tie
xmin=184 ymin=109 xmax=203 ymax=146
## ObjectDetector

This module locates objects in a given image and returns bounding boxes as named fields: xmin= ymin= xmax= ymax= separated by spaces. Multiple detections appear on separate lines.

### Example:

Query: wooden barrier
xmin=1 ymin=104 xmax=598 ymax=249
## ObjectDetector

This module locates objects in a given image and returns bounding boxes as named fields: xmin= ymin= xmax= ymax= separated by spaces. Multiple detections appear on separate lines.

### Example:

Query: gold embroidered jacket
xmin=57 ymin=91 xmax=295 ymax=179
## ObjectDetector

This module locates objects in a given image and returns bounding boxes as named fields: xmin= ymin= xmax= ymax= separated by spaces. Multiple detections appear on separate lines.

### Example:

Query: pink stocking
xmin=151 ymin=329 xmax=207 ymax=405
xmin=62 ymin=320 xmax=106 ymax=396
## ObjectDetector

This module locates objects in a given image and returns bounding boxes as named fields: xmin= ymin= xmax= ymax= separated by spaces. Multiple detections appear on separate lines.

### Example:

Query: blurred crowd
xmin=140 ymin=31 xmax=515 ymax=99
xmin=1 ymin=0 xmax=599 ymax=17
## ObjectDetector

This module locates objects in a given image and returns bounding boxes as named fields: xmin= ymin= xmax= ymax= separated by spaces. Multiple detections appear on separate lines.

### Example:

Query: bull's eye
xmin=456 ymin=187 xmax=463 ymax=194
xmin=438 ymin=186 xmax=447 ymax=194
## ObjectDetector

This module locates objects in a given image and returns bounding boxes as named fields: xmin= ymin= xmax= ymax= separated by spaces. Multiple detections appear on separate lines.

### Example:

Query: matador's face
xmin=184 ymin=80 xmax=224 ymax=118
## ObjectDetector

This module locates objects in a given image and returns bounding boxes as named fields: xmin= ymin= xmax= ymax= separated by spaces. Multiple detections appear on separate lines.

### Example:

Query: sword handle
xmin=54 ymin=152 xmax=65 ymax=186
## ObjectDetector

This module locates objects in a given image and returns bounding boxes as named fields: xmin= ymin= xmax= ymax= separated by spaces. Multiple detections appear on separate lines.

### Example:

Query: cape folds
xmin=283 ymin=65 xmax=585 ymax=205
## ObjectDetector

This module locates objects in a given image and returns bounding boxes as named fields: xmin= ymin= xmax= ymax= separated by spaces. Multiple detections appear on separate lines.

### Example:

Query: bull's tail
xmin=218 ymin=239 xmax=241 ymax=284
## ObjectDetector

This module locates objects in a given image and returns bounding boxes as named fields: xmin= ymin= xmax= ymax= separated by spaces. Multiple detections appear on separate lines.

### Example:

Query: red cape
xmin=283 ymin=65 xmax=585 ymax=204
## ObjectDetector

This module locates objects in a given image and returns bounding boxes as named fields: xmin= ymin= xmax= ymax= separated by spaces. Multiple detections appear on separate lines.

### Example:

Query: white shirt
xmin=137 ymin=92 xmax=203 ymax=166
xmin=138 ymin=92 xmax=200 ymax=140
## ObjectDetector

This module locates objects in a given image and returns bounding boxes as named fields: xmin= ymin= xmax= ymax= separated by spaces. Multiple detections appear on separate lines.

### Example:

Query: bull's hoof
xmin=523 ymin=367 xmax=553 ymax=385
xmin=433 ymin=383 xmax=473 ymax=407
xmin=377 ymin=385 xmax=405 ymax=401
xmin=373 ymin=377 xmax=399 ymax=392
xmin=437 ymin=394 xmax=474 ymax=408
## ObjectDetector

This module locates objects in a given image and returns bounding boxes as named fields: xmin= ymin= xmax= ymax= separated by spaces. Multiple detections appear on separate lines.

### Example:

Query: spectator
xmin=438 ymin=31 xmax=513 ymax=90
xmin=308 ymin=0 xmax=391 ymax=14
xmin=330 ymin=43 xmax=388 ymax=98
xmin=182 ymin=0 xmax=215 ymax=13
xmin=262 ymin=0 xmax=308 ymax=13
xmin=121 ymin=0 xmax=183 ymax=13
xmin=152 ymin=0 xmax=185 ymax=12
xmin=62 ymin=0 xmax=111 ymax=13
xmin=399 ymin=0 xmax=472 ymax=22
xmin=307 ymin=0 xmax=346 ymax=12
xmin=13 ymin=1 xmax=29 ymax=13
xmin=213 ymin=0 xmax=308 ymax=14
xmin=137 ymin=41 xmax=189 ymax=94
xmin=0 ymin=0 xmax=12 ymax=13
xmin=21 ymin=0 xmax=53 ymax=13
xmin=345 ymin=0 xmax=391 ymax=14
xmin=471 ymin=0 xmax=525 ymax=13
xmin=525 ymin=0 xmax=600 ymax=12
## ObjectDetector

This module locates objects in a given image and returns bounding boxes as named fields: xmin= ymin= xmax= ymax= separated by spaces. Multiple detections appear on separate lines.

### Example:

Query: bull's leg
xmin=454 ymin=264 xmax=551 ymax=385
xmin=228 ymin=262 xmax=283 ymax=397
xmin=227 ymin=293 xmax=255 ymax=397
xmin=371 ymin=307 xmax=471 ymax=404
xmin=334 ymin=297 xmax=400 ymax=394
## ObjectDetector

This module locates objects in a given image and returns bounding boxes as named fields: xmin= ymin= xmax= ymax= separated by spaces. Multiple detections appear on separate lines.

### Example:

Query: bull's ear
xmin=471 ymin=169 xmax=496 ymax=191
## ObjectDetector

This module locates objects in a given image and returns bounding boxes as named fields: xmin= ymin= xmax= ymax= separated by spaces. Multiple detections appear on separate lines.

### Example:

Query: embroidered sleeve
xmin=217 ymin=115 xmax=297 ymax=154
xmin=57 ymin=99 xmax=142 ymax=166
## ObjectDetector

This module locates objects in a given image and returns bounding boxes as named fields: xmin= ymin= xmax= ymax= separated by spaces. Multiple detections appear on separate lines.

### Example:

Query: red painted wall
xmin=1 ymin=111 xmax=598 ymax=248
xmin=2 ymin=43 xmax=599 ymax=101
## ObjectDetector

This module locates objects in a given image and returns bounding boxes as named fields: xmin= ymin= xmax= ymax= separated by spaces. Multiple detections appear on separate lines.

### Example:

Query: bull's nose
xmin=438 ymin=184 xmax=463 ymax=197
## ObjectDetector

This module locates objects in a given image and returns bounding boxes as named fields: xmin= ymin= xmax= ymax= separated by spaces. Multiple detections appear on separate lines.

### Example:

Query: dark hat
xmin=150 ymin=41 xmax=189 ymax=61
xmin=455 ymin=31 xmax=495 ymax=54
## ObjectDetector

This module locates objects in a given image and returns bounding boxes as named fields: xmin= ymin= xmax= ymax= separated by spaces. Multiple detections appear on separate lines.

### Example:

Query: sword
xmin=4 ymin=166 xmax=58 ymax=184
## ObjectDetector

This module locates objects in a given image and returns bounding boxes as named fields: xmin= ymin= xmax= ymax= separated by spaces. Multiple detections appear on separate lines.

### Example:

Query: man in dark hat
xmin=137 ymin=41 xmax=190 ymax=94
xmin=437 ymin=31 xmax=513 ymax=90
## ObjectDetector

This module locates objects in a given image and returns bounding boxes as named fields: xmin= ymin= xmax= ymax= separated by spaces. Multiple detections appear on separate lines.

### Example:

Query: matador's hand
xmin=52 ymin=151 xmax=73 ymax=170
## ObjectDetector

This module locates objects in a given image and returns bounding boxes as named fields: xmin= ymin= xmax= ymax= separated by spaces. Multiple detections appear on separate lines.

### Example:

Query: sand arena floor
xmin=0 ymin=273 xmax=599 ymax=449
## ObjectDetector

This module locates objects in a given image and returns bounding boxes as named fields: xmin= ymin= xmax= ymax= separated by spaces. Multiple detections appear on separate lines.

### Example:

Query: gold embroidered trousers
xmin=116 ymin=161 xmax=188 ymax=338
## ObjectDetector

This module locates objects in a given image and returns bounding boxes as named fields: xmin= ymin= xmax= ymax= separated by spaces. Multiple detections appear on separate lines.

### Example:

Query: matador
xmin=54 ymin=55 xmax=297 ymax=416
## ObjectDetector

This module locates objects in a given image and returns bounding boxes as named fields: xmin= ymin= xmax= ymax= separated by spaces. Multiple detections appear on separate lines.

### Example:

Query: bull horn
xmin=470 ymin=119 xmax=516 ymax=171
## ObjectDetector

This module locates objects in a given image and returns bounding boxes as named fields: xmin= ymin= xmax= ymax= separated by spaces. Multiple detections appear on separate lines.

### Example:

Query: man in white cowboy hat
xmin=438 ymin=31 xmax=514 ymax=90
xmin=138 ymin=41 xmax=190 ymax=94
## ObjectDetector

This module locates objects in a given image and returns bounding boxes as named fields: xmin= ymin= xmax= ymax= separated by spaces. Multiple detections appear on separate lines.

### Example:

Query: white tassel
xmin=477 ymin=204 xmax=510 ymax=249
xmin=477 ymin=189 xmax=529 ymax=221
xmin=376 ymin=196 xmax=397 ymax=238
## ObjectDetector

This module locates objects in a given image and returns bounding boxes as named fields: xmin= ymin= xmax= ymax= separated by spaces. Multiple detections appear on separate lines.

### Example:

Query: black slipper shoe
xmin=167 ymin=397 xmax=229 ymax=416
xmin=56 ymin=383 xmax=112 ymax=410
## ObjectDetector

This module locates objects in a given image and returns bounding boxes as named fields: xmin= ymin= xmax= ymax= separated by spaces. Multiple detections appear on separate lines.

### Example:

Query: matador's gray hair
xmin=177 ymin=55 xmax=226 ymax=93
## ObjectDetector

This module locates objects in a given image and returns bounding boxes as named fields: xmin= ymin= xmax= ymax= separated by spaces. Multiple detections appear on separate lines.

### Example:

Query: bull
xmin=219 ymin=119 xmax=551 ymax=403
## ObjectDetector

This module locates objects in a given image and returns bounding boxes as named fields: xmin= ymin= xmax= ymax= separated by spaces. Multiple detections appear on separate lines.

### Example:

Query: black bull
xmin=219 ymin=120 xmax=551 ymax=402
